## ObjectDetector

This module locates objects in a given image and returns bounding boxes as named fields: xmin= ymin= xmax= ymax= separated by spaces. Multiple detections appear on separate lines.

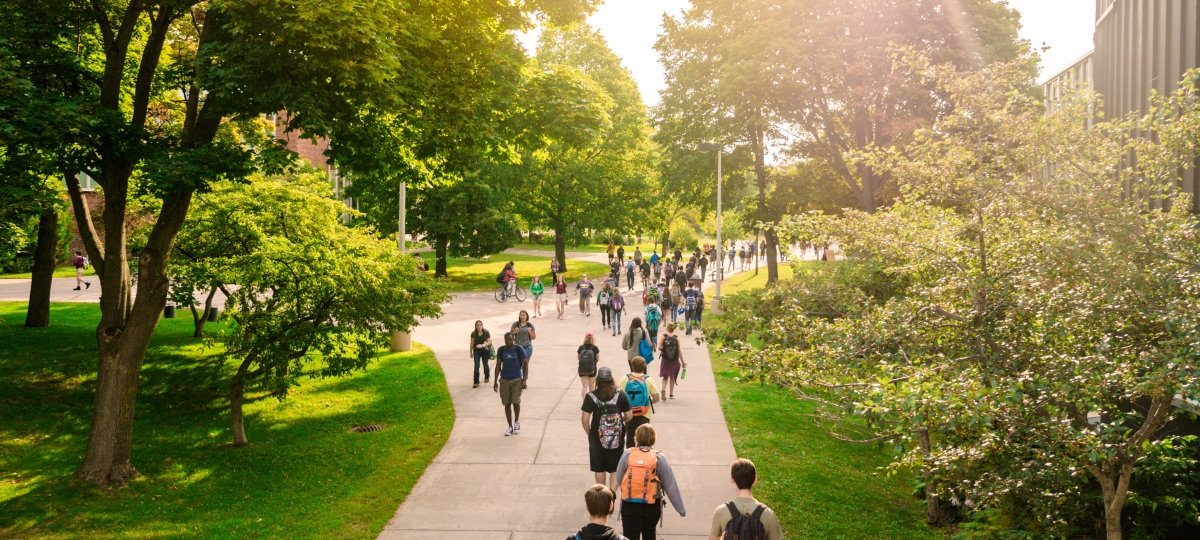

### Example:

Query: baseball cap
xmin=596 ymin=367 xmax=614 ymax=383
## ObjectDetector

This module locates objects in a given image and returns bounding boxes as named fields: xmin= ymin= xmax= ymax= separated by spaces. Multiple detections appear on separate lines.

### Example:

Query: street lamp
xmin=391 ymin=180 xmax=412 ymax=352
xmin=698 ymin=142 xmax=723 ymax=312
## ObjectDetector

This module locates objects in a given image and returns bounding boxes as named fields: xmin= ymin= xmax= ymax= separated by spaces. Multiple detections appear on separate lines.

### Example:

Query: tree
xmin=176 ymin=171 xmax=445 ymax=446
xmin=713 ymin=59 xmax=1200 ymax=539
xmin=517 ymin=25 xmax=657 ymax=271
xmin=4 ymin=0 xmax=592 ymax=488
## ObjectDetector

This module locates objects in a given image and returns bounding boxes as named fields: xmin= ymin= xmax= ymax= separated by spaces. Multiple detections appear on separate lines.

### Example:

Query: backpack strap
xmin=750 ymin=503 xmax=767 ymax=521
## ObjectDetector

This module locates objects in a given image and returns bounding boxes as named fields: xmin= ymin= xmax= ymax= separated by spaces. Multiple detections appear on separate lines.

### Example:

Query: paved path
xmin=379 ymin=261 xmax=754 ymax=540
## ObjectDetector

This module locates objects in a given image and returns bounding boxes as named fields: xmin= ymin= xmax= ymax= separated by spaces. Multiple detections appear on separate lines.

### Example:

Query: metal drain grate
xmin=349 ymin=423 xmax=386 ymax=433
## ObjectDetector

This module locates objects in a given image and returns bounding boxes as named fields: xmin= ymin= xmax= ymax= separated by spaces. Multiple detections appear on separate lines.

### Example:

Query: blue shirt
xmin=496 ymin=345 xmax=527 ymax=380
xmin=649 ymin=253 xmax=660 ymax=264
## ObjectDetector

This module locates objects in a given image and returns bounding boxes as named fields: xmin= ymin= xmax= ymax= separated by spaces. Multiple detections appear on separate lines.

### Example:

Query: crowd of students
xmin=471 ymin=244 xmax=783 ymax=539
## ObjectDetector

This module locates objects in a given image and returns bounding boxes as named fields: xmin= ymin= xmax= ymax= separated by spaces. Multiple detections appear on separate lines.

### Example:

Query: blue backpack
xmin=625 ymin=373 xmax=652 ymax=416
xmin=645 ymin=304 xmax=662 ymax=332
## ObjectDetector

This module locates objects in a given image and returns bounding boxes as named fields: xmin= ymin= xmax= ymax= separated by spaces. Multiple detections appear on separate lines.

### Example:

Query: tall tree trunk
xmin=230 ymin=357 xmax=253 ymax=446
xmin=434 ymin=236 xmax=449 ymax=278
xmin=77 ymin=189 xmax=192 ymax=487
xmin=858 ymin=163 xmax=879 ymax=213
xmin=917 ymin=427 xmax=940 ymax=525
xmin=25 ymin=209 xmax=58 ymax=328
xmin=749 ymin=111 xmax=779 ymax=284
xmin=661 ymin=230 xmax=670 ymax=258
xmin=192 ymin=286 xmax=217 ymax=338
xmin=1096 ymin=461 xmax=1133 ymax=540
xmin=554 ymin=228 xmax=567 ymax=273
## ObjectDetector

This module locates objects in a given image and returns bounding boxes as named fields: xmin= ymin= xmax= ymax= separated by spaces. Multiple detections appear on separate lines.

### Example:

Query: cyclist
xmin=502 ymin=262 xmax=518 ymax=298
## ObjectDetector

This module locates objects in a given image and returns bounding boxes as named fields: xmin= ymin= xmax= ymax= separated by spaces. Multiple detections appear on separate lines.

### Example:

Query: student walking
xmin=683 ymin=283 xmax=704 ymax=336
xmin=668 ymin=286 xmax=682 ymax=324
xmin=707 ymin=458 xmax=784 ymax=540
xmin=582 ymin=367 xmax=632 ymax=489
xmin=578 ymin=274 xmax=595 ymax=316
xmin=598 ymin=284 xmax=614 ymax=330
xmin=468 ymin=321 xmax=492 ymax=388
xmin=657 ymin=324 xmax=687 ymax=401
xmin=625 ymin=257 xmax=636 ymax=291
xmin=617 ymin=358 xmax=659 ymax=448
xmin=609 ymin=292 xmax=626 ymax=336
xmin=530 ymin=276 xmax=545 ymax=317
xmin=644 ymin=301 xmax=663 ymax=344
xmin=615 ymin=424 xmax=686 ymax=540
xmin=71 ymin=251 xmax=91 ymax=290
xmin=567 ymin=484 xmax=628 ymax=540
xmin=493 ymin=333 xmax=528 ymax=436
xmin=551 ymin=257 xmax=561 ymax=283
xmin=622 ymin=318 xmax=653 ymax=365
xmin=555 ymin=275 xmax=570 ymax=319
xmin=726 ymin=243 xmax=736 ymax=271
xmin=577 ymin=333 xmax=601 ymax=398
xmin=511 ymin=311 xmax=536 ymax=387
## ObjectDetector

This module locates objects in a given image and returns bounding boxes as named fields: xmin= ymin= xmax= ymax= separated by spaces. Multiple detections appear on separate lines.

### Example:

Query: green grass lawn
xmin=706 ymin=262 xmax=939 ymax=539
xmin=511 ymin=241 xmax=612 ymax=254
xmin=0 ymin=266 xmax=93 ymax=280
xmin=0 ymin=302 xmax=453 ymax=539
xmin=439 ymin=253 xmax=611 ymax=291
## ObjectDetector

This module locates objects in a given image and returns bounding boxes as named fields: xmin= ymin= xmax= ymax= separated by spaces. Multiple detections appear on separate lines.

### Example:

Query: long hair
xmin=518 ymin=310 xmax=529 ymax=323
xmin=473 ymin=320 xmax=485 ymax=336
xmin=628 ymin=317 xmax=644 ymax=333
xmin=593 ymin=378 xmax=617 ymax=401
xmin=583 ymin=333 xmax=595 ymax=346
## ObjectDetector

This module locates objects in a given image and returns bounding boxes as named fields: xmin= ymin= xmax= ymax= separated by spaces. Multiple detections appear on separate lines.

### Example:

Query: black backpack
xmin=661 ymin=335 xmax=679 ymax=361
xmin=723 ymin=501 xmax=768 ymax=540
xmin=578 ymin=347 xmax=597 ymax=374
xmin=496 ymin=270 xmax=506 ymax=284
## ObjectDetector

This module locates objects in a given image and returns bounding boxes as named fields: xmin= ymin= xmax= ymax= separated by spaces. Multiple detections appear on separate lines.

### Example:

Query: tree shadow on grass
xmin=0 ymin=325 xmax=451 ymax=539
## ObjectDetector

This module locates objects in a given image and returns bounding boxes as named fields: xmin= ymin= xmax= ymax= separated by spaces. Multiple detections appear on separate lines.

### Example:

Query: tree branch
xmin=64 ymin=170 xmax=106 ymax=277
xmin=131 ymin=4 xmax=174 ymax=129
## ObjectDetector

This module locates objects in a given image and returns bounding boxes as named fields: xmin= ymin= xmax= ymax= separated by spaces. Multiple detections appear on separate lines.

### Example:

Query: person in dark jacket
xmin=567 ymin=484 xmax=629 ymax=540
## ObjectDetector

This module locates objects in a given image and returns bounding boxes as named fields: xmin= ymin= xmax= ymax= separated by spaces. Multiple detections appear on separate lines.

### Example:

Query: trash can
xmin=164 ymin=305 xmax=176 ymax=318
xmin=207 ymin=307 xmax=219 ymax=322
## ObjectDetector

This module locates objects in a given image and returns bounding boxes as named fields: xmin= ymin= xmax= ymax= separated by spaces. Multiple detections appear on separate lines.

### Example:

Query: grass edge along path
xmin=707 ymin=264 xmax=939 ymax=539
xmin=0 ymin=302 xmax=452 ymax=539
xmin=440 ymin=253 xmax=609 ymax=292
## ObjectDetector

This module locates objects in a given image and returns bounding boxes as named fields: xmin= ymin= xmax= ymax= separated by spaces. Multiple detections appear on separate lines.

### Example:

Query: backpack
xmin=610 ymin=294 xmax=625 ymax=311
xmin=598 ymin=290 xmax=612 ymax=305
xmin=645 ymin=304 xmax=661 ymax=332
xmin=591 ymin=392 xmax=624 ymax=450
xmin=620 ymin=447 xmax=661 ymax=505
xmin=685 ymin=290 xmax=697 ymax=309
xmin=661 ymin=335 xmax=680 ymax=362
xmin=638 ymin=335 xmax=653 ymax=363
xmin=626 ymin=260 xmax=635 ymax=272
xmin=624 ymin=373 xmax=652 ymax=416
xmin=578 ymin=347 xmax=597 ymax=375
xmin=496 ymin=270 xmax=506 ymax=284
xmin=723 ymin=501 xmax=768 ymax=540
xmin=664 ymin=264 xmax=675 ymax=279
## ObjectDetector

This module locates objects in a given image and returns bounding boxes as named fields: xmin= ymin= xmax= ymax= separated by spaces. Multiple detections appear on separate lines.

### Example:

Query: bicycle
xmin=494 ymin=281 xmax=527 ymax=303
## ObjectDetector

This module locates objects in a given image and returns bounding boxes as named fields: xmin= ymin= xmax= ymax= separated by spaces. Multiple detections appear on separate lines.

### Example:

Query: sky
xmin=575 ymin=0 xmax=1098 ymax=106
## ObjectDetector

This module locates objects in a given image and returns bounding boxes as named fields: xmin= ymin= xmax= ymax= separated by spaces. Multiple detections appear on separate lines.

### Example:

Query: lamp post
xmin=391 ymin=180 xmax=412 ymax=352
xmin=698 ymin=142 xmax=722 ymax=312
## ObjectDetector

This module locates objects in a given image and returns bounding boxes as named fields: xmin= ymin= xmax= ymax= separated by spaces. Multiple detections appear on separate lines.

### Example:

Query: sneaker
xmin=473 ymin=383 xmax=479 ymax=388
xmin=85 ymin=282 xmax=91 ymax=289
xmin=73 ymin=287 xmax=81 ymax=291
xmin=514 ymin=420 xmax=521 ymax=433
xmin=505 ymin=426 xmax=514 ymax=436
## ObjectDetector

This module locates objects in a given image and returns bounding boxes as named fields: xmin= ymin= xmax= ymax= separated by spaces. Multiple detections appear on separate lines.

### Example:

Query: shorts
xmin=556 ymin=293 xmax=568 ymax=303
xmin=588 ymin=436 xmax=624 ymax=473
xmin=499 ymin=378 xmax=523 ymax=406
xmin=579 ymin=367 xmax=597 ymax=377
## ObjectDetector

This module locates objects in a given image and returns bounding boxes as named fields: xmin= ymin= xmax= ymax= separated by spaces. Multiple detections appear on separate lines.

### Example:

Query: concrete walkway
xmin=379 ymin=258 xmax=755 ymax=540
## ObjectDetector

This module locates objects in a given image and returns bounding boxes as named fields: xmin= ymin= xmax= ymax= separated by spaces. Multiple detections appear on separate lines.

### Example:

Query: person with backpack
xmin=625 ymin=257 xmax=636 ymax=291
xmin=616 ymin=357 xmax=659 ymax=448
xmin=698 ymin=251 xmax=708 ymax=282
xmin=499 ymin=261 xmax=518 ymax=298
xmin=633 ymin=246 xmax=643 ymax=266
xmin=649 ymin=250 xmax=660 ymax=278
xmin=639 ymin=259 xmax=651 ymax=291
xmin=598 ymin=283 xmax=615 ymax=331
xmin=581 ymin=367 xmax=632 ymax=488
xmin=668 ymin=285 xmax=682 ymax=324
xmin=510 ymin=310 xmax=536 ymax=387
xmin=674 ymin=265 xmax=687 ymax=293
xmin=577 ymin=333 xmax=601 ymax=398
xmin=615 ymin=424 xmax=686 ymax=540
xmin=644 ymin=302 xmax=663 ymax=344
xmin=609 ymin=291 xmax=626 ymax=337
xmin=577 ymin=274 xmax=595 ymax=316
xmin=622 ymin=317 xmax=653 ymax=364
xmin=707 ymin=458 xmax=783 ymax=540
xmin=683 ymin=283 xmax=703 ymax=336
xmin=551 ymin=257 xmax=561 ymax=283
xmin=468 ymin=320 xmax=492 ymax=389
xmin=657 ymin=324 xmax=686 ymax=401
xmin=493 ymin=332 xmax=528 ymax=436
xmin=567 ymin=484 xmax=628 ymax=540
xmin=617 ymin=244 xmax=625 ymax=265
xmin=71 ymin=251 xmax=91 ymax=290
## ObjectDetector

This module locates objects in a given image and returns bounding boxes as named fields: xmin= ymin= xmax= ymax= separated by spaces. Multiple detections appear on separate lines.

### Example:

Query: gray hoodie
xmin=613 ymin=448 xmax=686 ymax=516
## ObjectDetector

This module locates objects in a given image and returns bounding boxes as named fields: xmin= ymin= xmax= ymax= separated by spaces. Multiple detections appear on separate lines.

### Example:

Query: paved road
xmin=378 ymin=256 xmax=759 ymax=540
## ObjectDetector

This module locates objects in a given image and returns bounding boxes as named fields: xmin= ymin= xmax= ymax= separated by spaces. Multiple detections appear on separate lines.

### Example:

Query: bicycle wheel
xmin=515 ymin=287 xmax=527 ymax=302
xmin=494 ymin=286 xmax=507 ymax=303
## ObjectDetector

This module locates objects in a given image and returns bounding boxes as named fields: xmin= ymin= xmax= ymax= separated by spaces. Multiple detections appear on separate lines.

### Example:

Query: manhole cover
xmin=349 ymin=423 xmax=386 ymax=433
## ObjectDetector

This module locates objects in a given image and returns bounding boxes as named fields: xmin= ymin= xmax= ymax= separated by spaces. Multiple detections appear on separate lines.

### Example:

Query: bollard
xmin=390 ymin=330 xmax=411 ymax=352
